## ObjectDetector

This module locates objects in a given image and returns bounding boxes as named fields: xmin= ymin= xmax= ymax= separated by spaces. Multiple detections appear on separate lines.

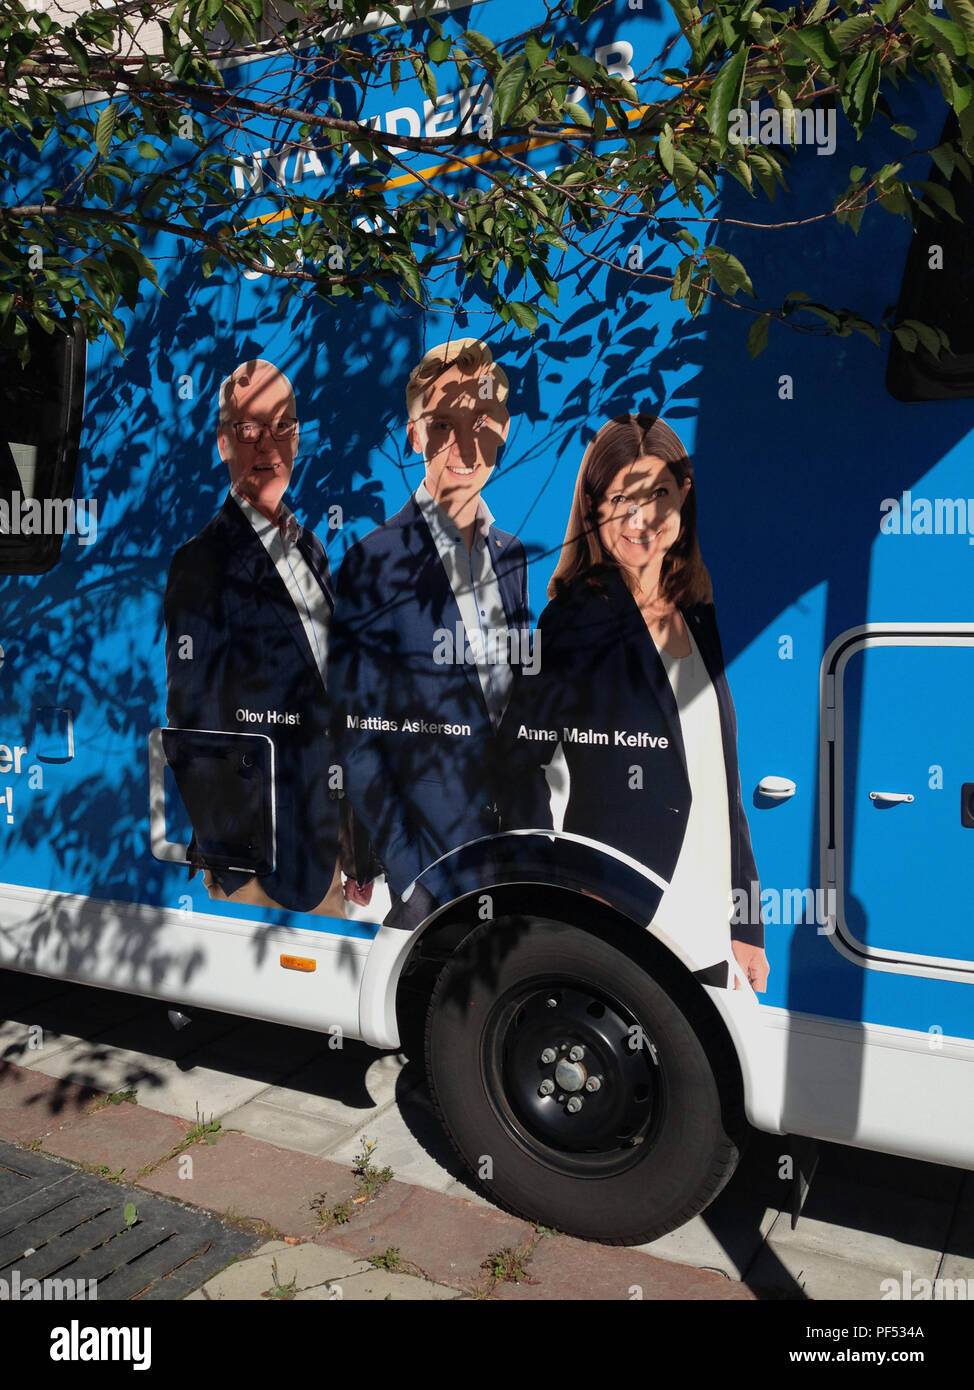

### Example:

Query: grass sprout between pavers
xmin=465 ymin=1227 xmax=557 ymax=1299
xmin=88 ymin=1090 xmax=138 ymax=1113
xmin=136 ymin=1104 xmax=222 ymax=1179
xmin=310 ymin=1135 xmax=392 ymax=1230
xmin=263 ymin=1258 xmax=299 ymax=1300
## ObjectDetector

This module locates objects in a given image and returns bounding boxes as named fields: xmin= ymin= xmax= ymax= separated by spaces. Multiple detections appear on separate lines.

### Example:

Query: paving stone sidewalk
xmin=3 ymin=971 xmax=973 ymax=1301
xmin=0 ymin=1061 xmax=753 ymax=1301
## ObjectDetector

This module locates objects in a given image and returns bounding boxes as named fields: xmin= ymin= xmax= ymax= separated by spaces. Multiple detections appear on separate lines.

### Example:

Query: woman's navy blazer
xmin=501 ymin=566 xmax=764 ymax=948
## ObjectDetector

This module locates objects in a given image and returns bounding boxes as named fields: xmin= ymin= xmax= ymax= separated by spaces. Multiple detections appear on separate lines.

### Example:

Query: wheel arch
xmin=358 ymin=844 xmax=760 ymax=1139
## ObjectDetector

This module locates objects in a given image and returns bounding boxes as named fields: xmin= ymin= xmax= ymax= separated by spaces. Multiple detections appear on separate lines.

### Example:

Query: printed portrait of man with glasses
xmin=163 ymin=356 xmax=372 ymax=918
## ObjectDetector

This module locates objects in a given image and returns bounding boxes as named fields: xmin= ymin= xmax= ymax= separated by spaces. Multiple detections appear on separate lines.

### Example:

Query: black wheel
xmin=425 ymin=915 xmax=740 ymax=1244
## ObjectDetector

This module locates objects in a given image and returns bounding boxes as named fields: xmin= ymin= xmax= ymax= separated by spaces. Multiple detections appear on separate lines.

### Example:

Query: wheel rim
xmin=480 ymin=978 xmax=664 ymax=1178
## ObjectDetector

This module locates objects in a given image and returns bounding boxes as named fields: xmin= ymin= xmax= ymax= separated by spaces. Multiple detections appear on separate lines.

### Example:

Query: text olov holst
xmin=516 ymin=726 xmax=669 ymax=748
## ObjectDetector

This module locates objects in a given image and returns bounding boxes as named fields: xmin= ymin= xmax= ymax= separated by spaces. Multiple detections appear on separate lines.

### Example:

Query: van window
xmin=0 ymin=320 xmax=86 ymax=574
xmin=887 ymin=120 xmax=974 ymax=402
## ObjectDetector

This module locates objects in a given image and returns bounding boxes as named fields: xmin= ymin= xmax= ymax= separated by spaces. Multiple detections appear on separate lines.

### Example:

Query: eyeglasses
xmin=228 ymin=419 xmax=298 ymax=443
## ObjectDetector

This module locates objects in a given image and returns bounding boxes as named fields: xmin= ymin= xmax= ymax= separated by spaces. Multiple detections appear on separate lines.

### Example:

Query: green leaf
xmin=750 ymin=151 xmax=778 ymax=200
xmin=465 ymin=30 xmax=501 ymax=68
xmin=493 ymin=57 xmax=527 ymax=126
xmin=953 ymin=65 xmax=973 ymax=114
xmin=564 ymin=101 xmax=592 ymax=128
xmin=875 ymin=161 xmax=902 ymax=183
xmin=901 ymin=318 xmax=944 ymax=356
xmin=525 ymin=32 xmax=550 ymax=73
xmin=123 ymin=1203 xmax=137 ymax=1227
xmin=409 ymin=56 xmax=437 ymax=103
xmin=915 ymin=180 xmax=962 ymax=221
xmin=520 ymin=188 xmax=549 ymax=223
xmin=890 ymin=124 xmax=917 ymax=141
xmin=137 ymin=140 xmax=160 ymax=161
xmin=101 ymin=161 xmax=133 ymax=183
xmin=944 ymin=0 xmax=974 ymax=52
xmin=109 ymin=239 xmax=160 ymax=289
xmin=94 ymin=103 xmax=118 ymax=158
xmin=389 ymin=252 xmax=421 ymax=300
xmin=931 ymin=144 xmax=956 ymax=179
xmin=894 ymin=324 xmax=918 ymax=352
xmin=672 ymin=149 xmax=700 ymax=204
xmin=428 ymin=36 xmax=450 ymax=63
xmin=791 ymin=25 xmax=839 ymax=68
xmin=842 ymin=49 xmax=880 ymax=134
xmin=878 ymin=180 xmax=909 ymax=215
xmin=670 ymin=254 xmax=695 ymax=301
xmin=850 ymin=164 xmax=866 ymax=182
xmin=665 ymin=0 xmax=703 ymax=59
xmin=924 ymin=13 xmax=968 ymax=57
xmin=509 ymin=301 xmax=539 ymax=331
xmin=832 ymin=14 xmax=874 ymax=50
xmin=706 ymin=46 xmax=745 ymax=151
xmin=563 ymin=49 xmax=599 ymax=82
xmin=686 ymin=270 xmax=708 ymax=317
xmin=926 ymin=50 xmax=955 ymax=105
xmin=747 ymin=314 xmax=770 ymax=357
xmin=61 ymin=31 xmax=91 ymax=76
xmin=704 ymin=244 xmax=755 ymax=296
xmin=658 ymin=123 xmax=675 ymax=174
xmin=528 ymin=258 xmax=559 ymax=302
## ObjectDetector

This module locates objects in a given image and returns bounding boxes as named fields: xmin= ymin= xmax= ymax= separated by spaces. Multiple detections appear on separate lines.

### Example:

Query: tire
xmin=425 ymin=915 xmax=740 ymax=1244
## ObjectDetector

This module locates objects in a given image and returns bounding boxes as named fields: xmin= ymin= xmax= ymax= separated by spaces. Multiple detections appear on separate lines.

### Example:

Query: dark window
xmin=886 ymin=119 xmax=974 ymax=402
xmin=0 ymin=319 xmax=86 ymax=574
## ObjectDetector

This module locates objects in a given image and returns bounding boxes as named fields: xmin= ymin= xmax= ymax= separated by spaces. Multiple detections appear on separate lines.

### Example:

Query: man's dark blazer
xmin=501 ymin=565 xmax=764 ymax=949
xmin=164 ymin=492 xmax=341 ymax=913
xmin=329 ymin=493 xmax=530 ymax=896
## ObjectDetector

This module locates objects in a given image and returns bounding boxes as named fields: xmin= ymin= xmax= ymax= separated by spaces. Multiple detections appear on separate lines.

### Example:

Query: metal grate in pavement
xmin=0 ymin=1140 xmax=257 ymax=1300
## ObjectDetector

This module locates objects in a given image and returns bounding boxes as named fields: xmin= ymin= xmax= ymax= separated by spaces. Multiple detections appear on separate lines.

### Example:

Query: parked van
xmin=2 ymin=0 xmax=973 ymax=1244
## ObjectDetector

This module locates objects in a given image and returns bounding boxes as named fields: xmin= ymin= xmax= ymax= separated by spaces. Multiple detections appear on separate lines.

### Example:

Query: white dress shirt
xmin=231 ymin=489 xmax=330 ymax=689
xmin=653 ymin=629 xmax=734 ymax=971
xmin=414 ymin=481 xmax=513 ymax=728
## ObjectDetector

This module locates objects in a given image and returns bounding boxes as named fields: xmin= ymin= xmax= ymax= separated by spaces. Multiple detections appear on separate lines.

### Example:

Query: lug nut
xmin=540 ymin=1047 xmax=557 ymax=1065
xmin=585 ymin=1076 xmax=602 ymax=1093
xmin=545 ymin=997 xmax=558 ymax=1008
xmin=539 ymin=1079 xmax=555 ymax=1096
xmin=565 ymin=1096 xmax=583 ymax=1113
xmin=568 ymin=1045 xmax=585 ymax=1062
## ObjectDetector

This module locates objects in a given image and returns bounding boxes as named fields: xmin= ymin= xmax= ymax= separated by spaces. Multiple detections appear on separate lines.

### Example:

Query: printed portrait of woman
xmin=502 ymin=413 xmax=770 ymax=991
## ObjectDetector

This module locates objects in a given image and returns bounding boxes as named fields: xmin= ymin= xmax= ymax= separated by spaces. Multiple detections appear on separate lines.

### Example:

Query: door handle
xmin=758 ymin=776 xmax=796 ymax=801
xmin=869 ymin=791 xmax=914 ymax=805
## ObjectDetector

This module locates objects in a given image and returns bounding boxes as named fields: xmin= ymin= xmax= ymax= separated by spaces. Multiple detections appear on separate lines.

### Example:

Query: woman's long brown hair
xmin=548 ymin=413 xmax=712 ymax=607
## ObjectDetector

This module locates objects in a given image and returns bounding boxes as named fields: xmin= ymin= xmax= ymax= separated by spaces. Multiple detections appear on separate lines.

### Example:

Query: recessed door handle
xmin=869 ymin=791 xmax=915 ymax=805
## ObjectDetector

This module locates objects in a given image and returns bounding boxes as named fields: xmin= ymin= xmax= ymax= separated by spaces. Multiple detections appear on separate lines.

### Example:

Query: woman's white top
xmin=653 ymin=627 xmax=734 ymax=972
